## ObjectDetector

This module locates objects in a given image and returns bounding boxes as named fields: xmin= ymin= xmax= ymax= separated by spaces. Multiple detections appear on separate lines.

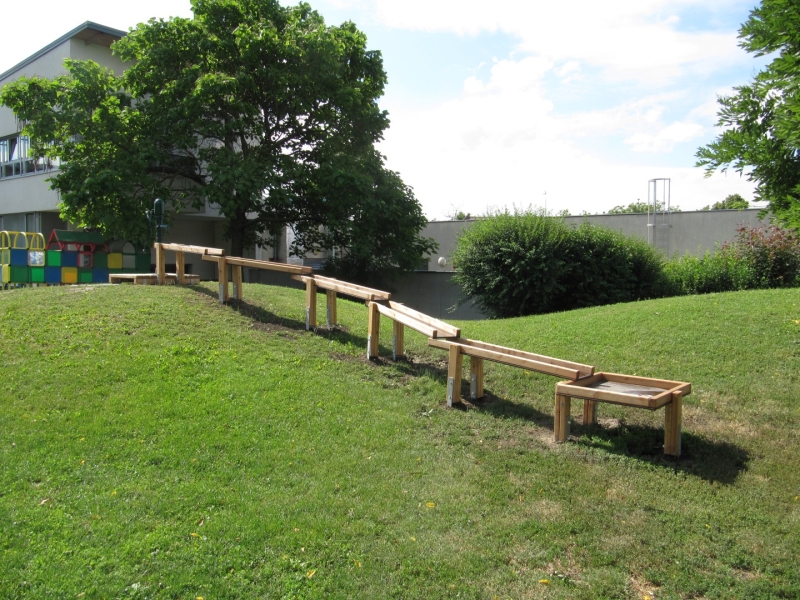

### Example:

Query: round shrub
xmin=452 ymin=210 xmax=671 ymax=318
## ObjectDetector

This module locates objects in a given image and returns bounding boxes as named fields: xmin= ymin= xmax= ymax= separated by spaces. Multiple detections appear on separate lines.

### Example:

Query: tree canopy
xmin=696 ymin=0 xmax=800 ymax=230
xmin=607 ymin=200 xmax=680 ymax=214
xmin=1 ymin=0 xmax=435 ymax=273
xmin=702 ymin=193 xmax=750 ymax=211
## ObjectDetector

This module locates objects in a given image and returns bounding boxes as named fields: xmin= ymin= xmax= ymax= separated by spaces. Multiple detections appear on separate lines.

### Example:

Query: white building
xmin=0 ymin=21 xmax=302 ymax=279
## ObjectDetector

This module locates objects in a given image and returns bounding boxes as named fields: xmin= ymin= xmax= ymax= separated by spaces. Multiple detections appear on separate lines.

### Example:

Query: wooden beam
xmin=554 ymin=394 xmax=571 ymax=442
xmin=664 ymin=391 xmax=682 ymax=456
xmin=446 ymin=343 xmax=463 ymax=407
xmin=232 ymin=265 xmax=243 ymax=300
xmin=160 ymin=243 xmax=224 ymax=256
xmin=305 ymin=278 xmax=317 ymax=330
xmin=367 ymin=301 xmax=380 ymax=358
xmin=459 ymin=339 xmax=593 ymax=378
xmin=326 ymin=289 xmax=337 ymax=329
xmin=218 ymin=256 xmax=228 ymax=303
xmin=582 ymin=400 xmax=597 ymax=425
xmin=155 ymin=243 xmax=166 ymax=285
xmin=308 ymin=274 xmax=390 ymax=300
xmin=393 ymin=320 xmax=405 ymax=360
xmin=388 ymin=301 xmax=460 ymax=338
xmin=374 ymin=303 xmax=438 ymax=338
xmin=291 ymin=274 xmax=389 ymax=301
xmin=469 ymin=356 xmax=484 ymax=400
xmin=203 ymin=255 xmax=312 ymax=275
xmin=175 ymin=250 xmax=186 ymax=285
xmin=429 ymin=338 xmax=581 ymax=380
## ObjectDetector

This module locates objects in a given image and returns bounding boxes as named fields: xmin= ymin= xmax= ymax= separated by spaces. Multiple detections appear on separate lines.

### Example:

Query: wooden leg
xmin=367 ymin=302 xmax=381 ymax=358
xmin=217 ymin=256 xmax=228 ymax=303
xmin=664 ymin=391 xmax=682 ymax=456
xmin=175 ymin=251 xmax=185 ymax=285
xmin=554 ymin=393 xmax=571 ymax=442
xmin=392 ymin=320 xmax=405 ymax=360
xmin=326 ymin=290 xmax=337 ymax=329
xmin=583 ymin=399 xmax=597 ymax=425
xmin=305 ymin=279 xmax=317 ymax=330
xmin=446 ymin=344 xmax=463 ymax=407
xmin=232 ymin=265 xmax=243 ymax=300
xmin=469 ymin=356 xmax=484 ymax=400
xmin=156 ymin=243 xmax=166 ymax=285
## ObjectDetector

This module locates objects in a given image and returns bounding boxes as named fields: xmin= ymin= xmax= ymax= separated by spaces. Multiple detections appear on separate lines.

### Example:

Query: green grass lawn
xmin=0 ymin=283 xmax=798 ymax=599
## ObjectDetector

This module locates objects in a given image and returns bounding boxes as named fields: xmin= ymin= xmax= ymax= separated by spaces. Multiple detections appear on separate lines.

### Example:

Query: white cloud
xmin=625 ymin=121 xmax=706 ymax=153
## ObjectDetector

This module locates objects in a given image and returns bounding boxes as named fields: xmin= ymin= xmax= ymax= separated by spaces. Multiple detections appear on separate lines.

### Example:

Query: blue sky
xmin=3 ymin=0 xmax=768 ymax=218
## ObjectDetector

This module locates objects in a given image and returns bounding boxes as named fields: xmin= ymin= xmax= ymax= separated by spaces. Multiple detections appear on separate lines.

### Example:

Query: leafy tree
xmin=607 ymin=200 xmax=679 ymax=214
xmin=701 ymin=193 xmax=750 ymax=211
xmin=1 ymin=0 xmax=435 ymax=272
xmin=696 ymin=0 xmax=800 ymax=230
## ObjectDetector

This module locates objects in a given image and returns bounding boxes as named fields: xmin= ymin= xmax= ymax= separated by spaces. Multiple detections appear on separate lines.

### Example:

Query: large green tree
xmin=1 ymin=0 xmax=435 ymax=270
xmin=696 ymin=0 xmax=800 ymax=230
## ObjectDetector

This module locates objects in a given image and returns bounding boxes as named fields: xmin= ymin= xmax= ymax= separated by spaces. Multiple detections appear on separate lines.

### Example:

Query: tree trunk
xmin=228 ymin=210 xmax=248 ymax=258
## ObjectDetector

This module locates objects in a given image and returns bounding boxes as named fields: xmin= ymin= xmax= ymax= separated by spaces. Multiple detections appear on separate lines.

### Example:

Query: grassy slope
xmin=0 ymin=283 xmax=798 ymax=599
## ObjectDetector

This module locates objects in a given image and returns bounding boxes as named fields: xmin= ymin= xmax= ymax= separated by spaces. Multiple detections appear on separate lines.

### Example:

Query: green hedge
xmin=452 ymin=211 xmax=672 ymax=318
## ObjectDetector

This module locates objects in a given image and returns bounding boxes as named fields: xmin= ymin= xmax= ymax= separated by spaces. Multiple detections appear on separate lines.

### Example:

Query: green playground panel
xmin=46 ymin=250 xmax=62 ymax=267
xmin=9 ymin=265 xmax=30 ymax=283
xmin=93 ymin=252 xmax=108 ymax=269
xmin=30 ymin=267 xmax=45 ymax=283
xmin=135 ymin=253 xmax=151 ymax=271
xmin=78 ymin=268 xmax=94 ymax=284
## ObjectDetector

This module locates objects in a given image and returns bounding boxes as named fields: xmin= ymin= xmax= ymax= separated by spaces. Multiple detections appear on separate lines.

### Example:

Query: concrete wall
xmin=423 ymin=208 xmax=770 ymax=271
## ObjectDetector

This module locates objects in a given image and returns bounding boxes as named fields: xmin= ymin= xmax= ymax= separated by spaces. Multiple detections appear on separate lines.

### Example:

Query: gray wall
xmin=423 ymin=208 xmax=770 ymax=271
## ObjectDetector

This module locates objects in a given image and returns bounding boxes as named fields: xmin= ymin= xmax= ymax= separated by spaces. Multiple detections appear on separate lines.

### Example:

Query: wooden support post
xmin=367 ymin=301 xmax=380 ymax=358
xmin=217 ymin=256 xmax=228 ymax=303
xmin=305 ymin=279 xmax=317 ymax=330
xmin=175 ymin=250 xmax=186 ymax=285
xmin=664 ymin=391 xmax=682 ymax=456
xmin=392 ymin=320 xmax=404 ymax=360
xmin=446 ymin=344 xmax=463 ymax=407
xmin=326 ymin=289 xmax=337 ymax=329
xmin=583 ymin=399 xmax=597 ymax=426
xmin=469 ymin=356 xmax=484 ymax=400
xmin=554 ymin=393 xmax=571 ymax=442
xmin=232 ymin=265 xmax=243 ymax=300
xmin=155 ymin=243 xmax=166 ymax=285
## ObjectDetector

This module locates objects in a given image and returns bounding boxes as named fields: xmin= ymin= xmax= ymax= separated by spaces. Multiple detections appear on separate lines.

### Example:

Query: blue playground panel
xmin=60 ymin=251 xmax=78 ymax=267
xmin=44 ymin=266 xmax=62 ymax=284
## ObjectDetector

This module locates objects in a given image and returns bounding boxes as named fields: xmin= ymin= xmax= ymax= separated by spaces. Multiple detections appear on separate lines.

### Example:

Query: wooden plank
xmin=429 ymin=338 xmax=581 ymax=380
xmin=160 ymin=243 xmax=225 ymax=256
xmin=367 ymin=301 xmax=380 ymax=358
xmin=393 ymin=320 xmax=405 ymax=360
xmin=470 ymin=356 xmax=484 ymax=400
xmin=204 ymin=255 xmax=312 ymax=274
xmin=388 ymin=301 xmax=460 ymax=338
xmin=460 ymin=339 xmax=594 ymax=378
xmin=326 ymin=289 xmax=337 ymax=328
xmin=305 ymin=278 xmax=317 ymax=331
xmin=446 ymin=343 xmax=463 ymax=407
xmin=374 ymin=303 xmax=438 ymax=338
xmin=291 ymin=274 xmax=387 ymax=301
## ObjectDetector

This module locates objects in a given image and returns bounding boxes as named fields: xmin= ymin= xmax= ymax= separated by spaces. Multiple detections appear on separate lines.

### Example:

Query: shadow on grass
xmin=189 ymin=286 xmax=369 ymax=349
xmin=474 ymin=393 xmax=749 ymax=485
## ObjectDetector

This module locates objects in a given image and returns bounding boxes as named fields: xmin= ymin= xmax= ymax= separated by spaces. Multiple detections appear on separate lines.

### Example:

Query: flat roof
xmin=0 ymin=21 xmax=127 ymax=82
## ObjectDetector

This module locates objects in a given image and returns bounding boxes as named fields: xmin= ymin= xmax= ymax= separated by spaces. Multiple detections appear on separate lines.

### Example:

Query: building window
xmin=0 ymin=134 xmax=59 ymax=180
